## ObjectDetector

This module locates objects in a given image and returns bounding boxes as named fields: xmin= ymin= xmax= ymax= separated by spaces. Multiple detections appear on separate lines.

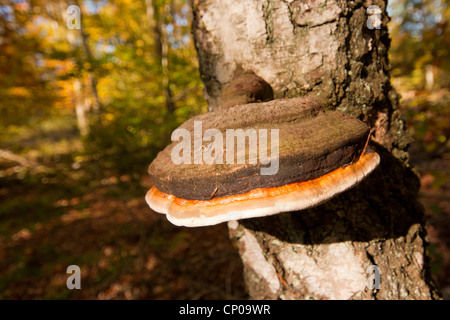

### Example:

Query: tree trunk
xmin=75 ymin=0 xmax=102 ymax=113
xmin=146 ymin=0 xmax=176 ymax=115
xmin=73 ymin=79 xmax=89 ymax=136
xmin=190 ymin=0 xmax=441 ymax=299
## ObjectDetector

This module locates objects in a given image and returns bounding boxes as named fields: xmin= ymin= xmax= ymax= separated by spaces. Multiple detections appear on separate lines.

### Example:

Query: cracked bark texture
xmin=190 ymin=0 xmax=441 ymax=299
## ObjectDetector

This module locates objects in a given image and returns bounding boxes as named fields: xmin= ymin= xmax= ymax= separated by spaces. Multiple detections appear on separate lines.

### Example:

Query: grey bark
xmin=73 ymin=79 xmax=89 ymax=136
xmin=190 ymin=0 xmax=441 ymax=299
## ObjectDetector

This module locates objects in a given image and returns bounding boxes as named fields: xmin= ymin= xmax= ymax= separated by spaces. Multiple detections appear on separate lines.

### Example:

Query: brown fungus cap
xmin=146 ymin=96 xmax=380 ymax=227
xmin=146 ymin=152 xmax=380 ymax=227
xmin=149 ymin=97 xmax=370 ymax=200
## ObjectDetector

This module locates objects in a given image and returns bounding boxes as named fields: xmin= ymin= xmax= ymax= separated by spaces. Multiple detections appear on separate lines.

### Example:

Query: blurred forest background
xmin=0 ymin=0 xmax=448 ymax=299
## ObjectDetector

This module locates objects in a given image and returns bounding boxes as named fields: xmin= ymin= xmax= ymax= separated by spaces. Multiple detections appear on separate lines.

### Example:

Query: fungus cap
xmin=145 ymin=96 xmax=380 ymax=227
xmin=146 ymin=151 xmax=380 ymax=227
xmin=148 ymin=97 xmax=371 ymax=201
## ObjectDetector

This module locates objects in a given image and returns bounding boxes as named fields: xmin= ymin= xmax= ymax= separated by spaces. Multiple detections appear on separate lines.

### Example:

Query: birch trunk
xmin=190 ymin=0 xmax=441 ymax=299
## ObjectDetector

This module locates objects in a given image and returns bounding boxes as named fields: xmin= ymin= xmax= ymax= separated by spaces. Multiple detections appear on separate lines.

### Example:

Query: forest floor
xmin=0 ymin=119 xmax=248 ymax=299
xmin=0 ymin=90 xmax=449 ymax=300
xmin=0 ymin=173 xmax=248 ymax=299
xmin=403 ymin=88 xmax=450 ymax=299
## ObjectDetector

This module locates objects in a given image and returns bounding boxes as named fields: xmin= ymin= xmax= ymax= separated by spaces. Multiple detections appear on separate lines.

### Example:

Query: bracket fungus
xmin=145 ymin=96 xmax=380 ymax=227
xmin=219 ymin=70 xmax=274 ymax=109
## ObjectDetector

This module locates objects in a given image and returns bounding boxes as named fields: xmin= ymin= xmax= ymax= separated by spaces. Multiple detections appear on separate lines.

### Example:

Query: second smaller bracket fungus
xmin=219 ymin=70 xmax=274 ymax=109
xmin=145 ymin=96 xmax=380 ymax=227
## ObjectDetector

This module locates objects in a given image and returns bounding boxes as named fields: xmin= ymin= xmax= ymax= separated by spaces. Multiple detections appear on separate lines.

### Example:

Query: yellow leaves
xmin=8 ymin=87 xmax=30 ymax=97
xmin=437 ymin=135 xmax=447 ymax=143
xmin=128 ymin=20 xmax=140 ymax=32
xmin=119 ymin=31 xmax=131 ymax=41
xmin=416 ymin=112 xmax=426 ymax=121
xmin=103 ymin=62 xmax=114 ymax=70
xmin=97 ymin=77 xmax=117 ymax=104
xmin=102 ymin=113 xmax=116 ymax=124
xmin=44 ymin=59 xmax=75 ymax=77
xmin=74 ymin=155 xmax=85 ymax=163
xmin=2 ymin=44 xmax=15 ymax=56
xmin=136 ymin=39 xmax=144 ymax=47
xmin=14 ymin=1 xmax=30 ymax=12
xmin=136 ymin=41 xmax=145 ymax=55
xmin=54 ymin=80 xmax=73 ymax=110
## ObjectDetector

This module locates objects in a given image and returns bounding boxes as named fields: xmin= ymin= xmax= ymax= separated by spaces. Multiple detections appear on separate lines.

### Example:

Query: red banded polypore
xmin=145 ymin=97 xmax=380 ymax=227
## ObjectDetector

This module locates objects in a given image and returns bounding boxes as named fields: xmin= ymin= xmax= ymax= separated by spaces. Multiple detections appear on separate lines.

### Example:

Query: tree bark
xmin=190 ymin=0 xmax=441 ymax=299
xmin=75 ymin=0 xmax=102 ymax=113
xmin=146 ymin=0 xmax=176 ymax=115
xmin=73 ymin=79 xmax=89 ymax=136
